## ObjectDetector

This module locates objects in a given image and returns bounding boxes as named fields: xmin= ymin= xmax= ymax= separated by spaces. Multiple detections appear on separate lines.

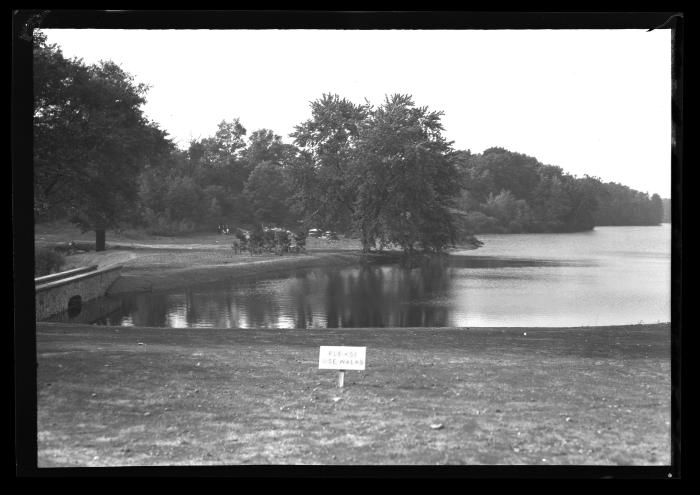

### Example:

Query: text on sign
xmin=318 ymin=346 xmax=366 ymax=370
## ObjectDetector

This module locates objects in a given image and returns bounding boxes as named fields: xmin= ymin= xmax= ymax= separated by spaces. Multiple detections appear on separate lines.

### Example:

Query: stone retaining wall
xmin=35 ymin=265 xmax=123 ymax=320
xmin=35 ymin=265 xmax=98 ymax=285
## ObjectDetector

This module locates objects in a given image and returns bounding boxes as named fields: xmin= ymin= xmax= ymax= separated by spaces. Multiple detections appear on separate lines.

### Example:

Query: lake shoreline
xmin=40 ymin=224 xmax=670 ymax=328
xmin=108 ymin=250 xmax=367 ymax=294
xmin=57 ymin=242 xmax=481 ymax=294
xmin=36 ymin=321 xmax=671 ymax=466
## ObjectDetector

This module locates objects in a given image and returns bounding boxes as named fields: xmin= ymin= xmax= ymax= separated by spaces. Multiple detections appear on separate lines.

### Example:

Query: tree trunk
xmin=95 ymin=228 xmax=106 ymax=252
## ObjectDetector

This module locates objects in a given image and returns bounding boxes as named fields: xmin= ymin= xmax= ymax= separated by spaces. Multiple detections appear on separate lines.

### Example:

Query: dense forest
xmin=33 ymin=34 xmax=668 ymax=253
xmin=451 ymin=148 xmax=665 ymax=234
xmin=662 ymin=197 xmax=671 ymax=223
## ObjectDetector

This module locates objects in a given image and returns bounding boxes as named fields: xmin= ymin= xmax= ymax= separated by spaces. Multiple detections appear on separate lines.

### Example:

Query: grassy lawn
xmin=36 ymin=323 xmax=671 ymax=467
xmin=34 ymin=220 xmax=371 ymax=293
xmin=34 ymin=219 xmax=363 ymax=251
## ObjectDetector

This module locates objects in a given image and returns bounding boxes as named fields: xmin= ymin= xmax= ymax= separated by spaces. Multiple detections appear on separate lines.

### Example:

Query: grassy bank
xmin=34 ymin=221 xmax=474 ymax=293
xmin=34 ymin=222 xmax=368 ymax=293
xmin=36 ymin=322 xmax=670 ymax=467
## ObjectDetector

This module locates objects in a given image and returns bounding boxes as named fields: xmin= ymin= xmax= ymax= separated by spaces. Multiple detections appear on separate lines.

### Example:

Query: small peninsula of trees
xmin=290 ymin=94 xmax=459 ymax=252
xmin=33 ymin=32 xmax=668 ymax=254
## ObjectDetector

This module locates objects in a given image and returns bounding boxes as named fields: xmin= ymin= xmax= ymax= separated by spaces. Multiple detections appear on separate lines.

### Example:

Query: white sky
xmin=42 ymin=29 xmax=672 ymax=197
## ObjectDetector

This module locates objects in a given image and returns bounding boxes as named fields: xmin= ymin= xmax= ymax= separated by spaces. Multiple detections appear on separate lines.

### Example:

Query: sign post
xmin=337 ymin=370 xmax=345 ymax=388
xmin=319 ymin=346 xmax=366 ymax=388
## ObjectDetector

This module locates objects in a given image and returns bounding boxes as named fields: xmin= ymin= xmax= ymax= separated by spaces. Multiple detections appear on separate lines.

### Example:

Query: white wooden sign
xmin=318 ymin=346 xmax=366 ymax=371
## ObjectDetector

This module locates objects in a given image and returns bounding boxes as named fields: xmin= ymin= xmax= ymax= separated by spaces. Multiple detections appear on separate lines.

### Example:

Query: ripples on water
xmin=49 ymin=225 xmax=671 ymax=328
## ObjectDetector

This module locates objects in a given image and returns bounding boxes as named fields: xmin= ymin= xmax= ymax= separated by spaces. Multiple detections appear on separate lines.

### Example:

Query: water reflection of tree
xmin=116 ymin=292 xmax=170 ymax=327
xmin=283 ymin=262 xmax=457 ymax=328
xmin=185 ymin=290 xmax=199 ymax=326
xmin=109 ymin=260 xmax=456 ymax=329
xmin=220 ymin=272 xmax=303 ymax=329
xmin=322 ymin=267 xmax=381 ymax=327
xmin=236 ymin=290 xmax=282 ymax=328
xmin=291 ymin=271 xmax=319 ymax=328
xmin=187 ymin=288 xmax=246 ymax=328
xmin=331 ymin=261 xmax=453 ymax=327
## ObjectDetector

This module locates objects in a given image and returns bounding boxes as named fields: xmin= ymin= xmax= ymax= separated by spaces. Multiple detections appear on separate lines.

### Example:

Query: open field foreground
xmin=36 ymin=322 xmax=671 ymax=467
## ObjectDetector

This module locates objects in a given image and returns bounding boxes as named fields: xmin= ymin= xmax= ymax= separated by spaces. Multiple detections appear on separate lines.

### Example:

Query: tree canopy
xmin=289 ymin=93 xmax=460 ymax=252
xmin=352 ymin=94 xmax=459 ymax=252
xmin=290 ymin=93 xmax=371 ymax=233
xmin=33 ymin=33 xmax=171 ymax=248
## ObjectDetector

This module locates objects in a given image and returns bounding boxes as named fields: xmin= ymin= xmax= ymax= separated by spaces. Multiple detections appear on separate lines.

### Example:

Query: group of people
xmin=217 ymin=224 xmax=233 ymax=235
xmin=223 ymin=226 xmax=306 ymax=256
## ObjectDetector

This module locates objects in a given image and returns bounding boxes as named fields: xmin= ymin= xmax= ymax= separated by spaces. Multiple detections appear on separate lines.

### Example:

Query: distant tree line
xmin=33 ymin=32 xmax=667 ymax=253
xmin=662 ymin=197 xmax=671 ymax=223
xmin=137 ymin=122 xmax=302 ymax=235
xmin=451 ymin=148 xmax=665 ymax=234
xmin=592 ymin=182 xmax=664 ymax=227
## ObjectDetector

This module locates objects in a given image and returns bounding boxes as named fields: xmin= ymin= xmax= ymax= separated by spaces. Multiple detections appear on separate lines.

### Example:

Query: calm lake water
xmin=55 ymin=225 xmax=671 ymax=328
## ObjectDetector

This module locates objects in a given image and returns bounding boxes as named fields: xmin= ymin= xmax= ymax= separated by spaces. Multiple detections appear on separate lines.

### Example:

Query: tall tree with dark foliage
xmin=33 ymin=32 xmax=171 ymax=250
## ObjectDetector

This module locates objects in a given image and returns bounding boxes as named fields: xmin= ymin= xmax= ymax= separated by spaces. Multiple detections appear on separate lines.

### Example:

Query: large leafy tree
xmin=290 ymin=93 xmax=371 ymax=233
xmin=291 ymin=93 xmax=460 ymax=252
xmin=353 ymin=94 xmax=459 ymax=252
xmin=33 ymin=32 xmax=171 ymax=250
